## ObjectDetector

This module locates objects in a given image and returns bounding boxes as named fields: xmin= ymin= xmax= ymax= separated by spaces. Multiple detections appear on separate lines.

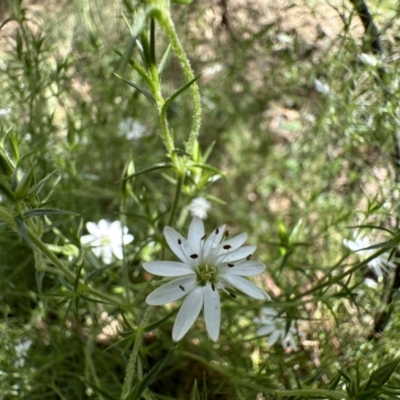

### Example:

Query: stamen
xmin=211 ymin=283 xmax=215 ymax=291
xmin=179 ymin=285 xmax=185 ymax=291
xmin=201 ymin=235 xmax=206 ymax=240
xmin=246 ymin=254 xmax=251 ymax=260
xmin=216 ymin=228 xmax=219 ymax=234
xmin=223 ymin=244 xmax=231 ymax=250
xmin=229 ymin=292 xmax=237 ymax=299
xmin=190 ymin=254 xmax=198 ymax=259
xmin=227 ymin=263 xmax=234 ymax=267
xmin=178 ymin=239 xmax=182 ymax=245
xmin=225 ymin=230 xmax=229 ymax=237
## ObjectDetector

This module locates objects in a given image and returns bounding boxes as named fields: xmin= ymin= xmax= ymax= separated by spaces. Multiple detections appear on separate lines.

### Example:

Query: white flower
xmin=256 ymin=308 xmax=298 ymax=351
xmin=314 ymin=78 xmax=330 ymax=96
xmin=143 ymin=217 xmax=270 ymax=342
xmin=0 ymin=108 xmax=11 ymax=116
xmin=118 ymin=117 xmax=146 ymax=140
xmin=188 ymin=197 xmax=211 ymax=220
xmin=81 ymin=219 xmax=134 ymax=264
xmin=14 ymin=339 xmax=32 ymax=368
xmin=343 ymin=236 xmax=395 ymax=279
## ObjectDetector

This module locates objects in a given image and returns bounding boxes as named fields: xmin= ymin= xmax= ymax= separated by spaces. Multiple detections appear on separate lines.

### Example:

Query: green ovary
xmin=197 ymin=264 xmax=218 ymax=285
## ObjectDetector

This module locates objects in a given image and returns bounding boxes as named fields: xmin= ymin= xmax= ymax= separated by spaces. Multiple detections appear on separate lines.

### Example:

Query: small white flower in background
xmin=188 ymin=197 xmax=211 ymax=220
xmin=81 ymin=219 xmax=134 ymax=264
xmin=343 ymin=236 xmax=395 ymax=279
xmin=143 ymin=217 xmax=270 ymax=342
xmin=314 ymin=78 xmax=330 ymax=96
xmin=14 ymin=339 xmax=33 ymax=368
xmin=118 ymin=117 xmax=146 ymax=140
xmin=364 ymin=278 xmax=378 ymax=289
xmin=256 ymin=308 xmax=298 ymax=351
xmin=0 ymin=108 xmax=11 ymax=116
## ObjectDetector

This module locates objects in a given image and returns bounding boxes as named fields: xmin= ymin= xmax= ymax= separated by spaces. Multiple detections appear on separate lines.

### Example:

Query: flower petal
xmin=268 ymin=329 xmax=281 ymax=346
xmin=146 ymin=276 xmax=198 ymax=305
xmin=81 ymin=234 xmax=95 ymax=245
xmin=219 ymin=232 xmax=247 ymax=252
xmin=257 ymin=324 xmax=276 ymax=336
xmin=86 ymin=222 xmax=101 ymax=236
xmin=101 ymin=246 xmax=113 ymax=264
xmin=111 ymin=244 xmax=124 ymax=260
xmin=143 ymin=261 xmax=195 ymax=277
xmin=222 ymin=261 xmax=266 ymax=276
xmin=203 ymin=224 xmax=226 ymax=261
xmin=172 ymin=286 xmax=205 ymax=341
xmin=164 ymin=226 xmax=196 ymax=265
xmin=220 ymin=274 xmax=270 ymax=300
xmin=203 ymin=282 xmax=221 ymax=341
xmin=217 ymin=245 xmax=257 ymax=263
xmin=187 ymin=217 xmax=205 ymax=254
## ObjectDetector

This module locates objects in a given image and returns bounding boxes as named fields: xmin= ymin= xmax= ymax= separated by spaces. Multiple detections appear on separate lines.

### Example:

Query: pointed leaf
xmin=23 ymin=208 xmax=78 ymax=219
xmin=116 ymin=75 xmax=156 ymax=107
xmin=128 ymin=347 xmax=176 ymax=400
xmin=189 ymin=380 xmax=200 ymax=400
xmin=161 ymin=74 xmax=202 ymax=115
xmin=144 ymin=308 xmax=178 ymax=332
xmin=364 ymin=358 xmax=400 ymax=390
xmin=28 ymin=170 xmax=58 ymax=197
xmin=158 ymin=44 xmax=171 ymax=75
xmin=119 ymin=162 xmax=174 ymax=181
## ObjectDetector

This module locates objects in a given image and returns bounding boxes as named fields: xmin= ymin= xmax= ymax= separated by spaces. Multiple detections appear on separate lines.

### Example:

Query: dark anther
xmin=246 ymin=254 xmax=251 ymax=260
xmin=190 ymin=254 xmax=198 ymax=259
xmin=216 ymin=228 xmax=219 ymax=234
xmin=227 ymin=263 xmax=234 ymax=267
xmin=223 ymin=244 xmax=231 ymax=250
xmin=225 ymin=230 xmax=229 ymax=237
xmin=179 ymin=285 xmax=185 ymax=291
xmin=201 ymin=235 xmax=206 ymax=240
xmin=229 ymin=292 xmax=237 ymax=299
xmin=211 ymin=283 xmax=215 ymax=291
xmin=178 ymin=239 xmax=182 ymax=245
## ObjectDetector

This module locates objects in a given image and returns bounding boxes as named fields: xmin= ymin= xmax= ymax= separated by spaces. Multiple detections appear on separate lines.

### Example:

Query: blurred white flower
xmin=188 ymin=197 xmax=211 ymax=220
xmin=14 ymin=339 xmax=32 ymax=368
xmin=118 ymin=117 xmax=146 ymax=140
xmin=81 ymin=219 xmax=134 ymax=264
xmin=364 ymin=277 xmax=378 ymax=289
xmin=256 ymin=308 xmax=298 ymax=351
xmin=314 ymin=78 xmax=330 ymax=96
xmin=358 ymin=52 xmax=380 ymax=67
xmin=144 ymin=217 xmax=270 ymax=341
xmin=0 ymin=108 xmax=11 ymax=116
xmin=343 ymin=236 xmax=395 ymax=279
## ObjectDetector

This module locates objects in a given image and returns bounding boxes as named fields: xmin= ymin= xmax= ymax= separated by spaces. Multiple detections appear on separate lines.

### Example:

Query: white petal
xmin=257 ymin=324 xmax=276 ymax=336
xmin=219 ymin=232 xmax=247 ymax=252
xmin=101 ymin=246 xmax=113 ymax=264
xmin=224 ymin=261 xmax=266 ymax=276
xmin=123 ymin=233 xmax=134 ymax=245
xmin=146 ymin=276 xmax=198 ymax=305
xmin=98 ymin=219 xmax=111 ymax=235
xmin=218 ymin=245 xmax=257 ymax=263
xmin=111 ymin=244 xmax=124 ymax=260
xmin=287 ymin=332 xmax=298 ymax=351
xmin=268 ymin=330 xmax=280 ymax=346
xmin=220 ymin=274 xmax=270 ymax=300
xmin=172 ymin=286 xmax=204 ymax=341
xmin=187 ymin=217 xmax=205 ymax=254
xmin=203 ymin=282 xmax=221 ymax=341
xmin=143 ymin=261 xmax=195 ymax=277
xmin=81 ymin=234 xmax=95 ymax=245
xmin=203 ymin=224 xmax=226 ymax=260
xmin=164 ymin=226 xmax=196 ymax=265
xmin=86 ymin=222 xmax=101 ymax=236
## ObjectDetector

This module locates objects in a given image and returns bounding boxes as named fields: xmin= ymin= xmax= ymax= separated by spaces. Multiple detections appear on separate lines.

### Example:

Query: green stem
xmin=293 ymin=246 xmax=391 ymax=301
xmin=157 ymin=12 xmax=202 ymax=155
xmin=27 ymin=229 xmax=125 ymax=307
xmin=168 ymin=172 xmax=183 ymax=227
xmin=121 ymin=307 xmax=152 ymax=398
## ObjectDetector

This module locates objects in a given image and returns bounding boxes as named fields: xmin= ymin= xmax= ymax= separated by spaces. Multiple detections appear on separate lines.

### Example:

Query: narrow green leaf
xmin=190 ymin=162 xmax=224 ymax=176
xmin=28 ymin=170 xmax=58 ymax=197
xmin=14 ymin=216 xmax=33 ymax=248
xmin=128 ymin=347 xmax=176 ymax=400
xmin=161 ymin=74 xmax=202 ymax=115
xmin=23 ymin=208 xmax=78 ymax=219
xmin=201 ymin=373 xmax=207 ymax=400
xmin=119 ymin=162 xmax=174 ymax=182
xmin=144 ymin=308 xmax=178 ymax=332
xmin=158 ymin=44 xmax=171 ymax=75
xmin=189 ymin=380 xmax=200 ymax=400
xmin=364 ymin=358 xmax=400 ymax=390
xmin=150 ymin=18 xmax=156 ymax=66
xmin=116 ymin=74 xmax=157 ymax=107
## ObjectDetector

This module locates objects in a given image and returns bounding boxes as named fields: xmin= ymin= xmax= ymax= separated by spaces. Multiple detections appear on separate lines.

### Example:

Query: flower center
xmin=197 ymin=263 xmax=218 ymax=285
xmin=100 ymin=236 xmax=111 ymax=246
